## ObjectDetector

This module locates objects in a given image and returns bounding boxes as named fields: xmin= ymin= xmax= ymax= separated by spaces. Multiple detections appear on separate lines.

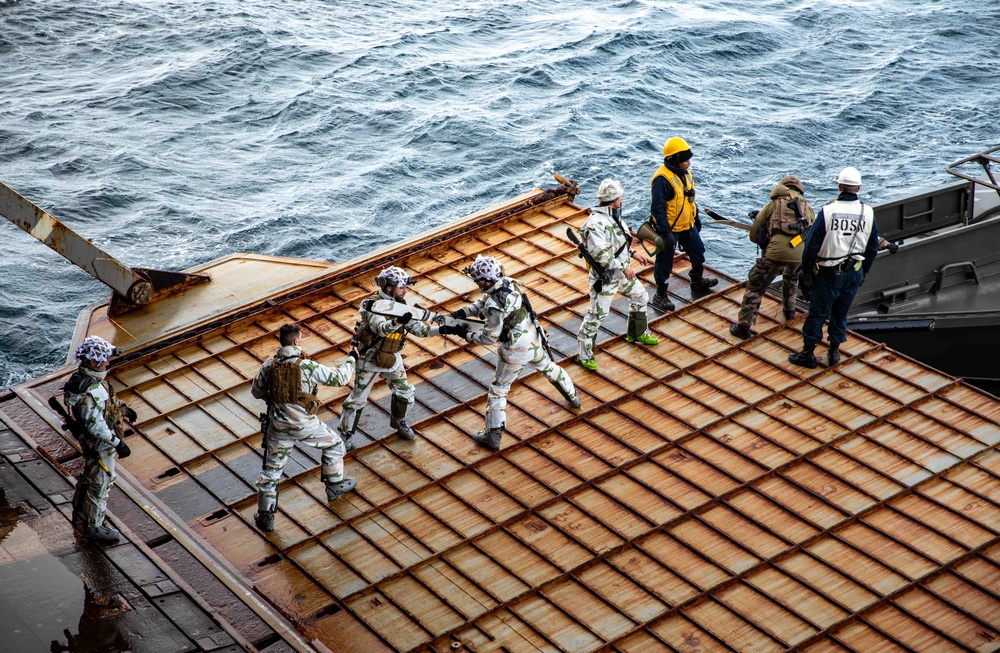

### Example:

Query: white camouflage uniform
xmin=464 ymin=277 xmax=578 ymax=429
xmin=252 ymin=345 xmax=355 ymax=513
xmin=577 ymin=205 xmax=649 ymax=360
xmin=338 ymin=289 xmax=440 ymax=437
xmin=65 ymin=365 xmax=124 ymax=531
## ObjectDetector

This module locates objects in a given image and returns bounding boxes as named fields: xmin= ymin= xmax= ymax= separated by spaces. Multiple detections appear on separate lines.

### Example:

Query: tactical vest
xmin=489 ymin=280 xmax=530 ymax=344
xmin=356 ymin=296 xmax=408 ymax=368
xmin=267 ymin=354 xmax=320 ymax=414
xmin=768 ymin=196 xmax=810 ymax=238
xmin=65 ymin=368 xmax=128 ymax=442
xmin=650 ymin=165 xmax=697 ymax=232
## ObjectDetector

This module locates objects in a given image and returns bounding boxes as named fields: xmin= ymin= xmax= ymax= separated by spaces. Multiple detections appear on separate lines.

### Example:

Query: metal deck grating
xmin=14 ymin=190 xmax=1000 ymax=651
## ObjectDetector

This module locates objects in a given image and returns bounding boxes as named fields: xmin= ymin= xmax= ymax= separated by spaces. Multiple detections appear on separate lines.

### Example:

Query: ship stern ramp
xmin=4 ymin=186 xmax=1000 ymax=652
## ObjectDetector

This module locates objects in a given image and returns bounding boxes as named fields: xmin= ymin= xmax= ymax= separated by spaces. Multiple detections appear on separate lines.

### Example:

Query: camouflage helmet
xmin=376 ymin=266 xmax=411 ymax=290
xmin=465 ymin=255 xmax=503 ymax=283
xmin=75 ymin=335 xmax=116 ymax=364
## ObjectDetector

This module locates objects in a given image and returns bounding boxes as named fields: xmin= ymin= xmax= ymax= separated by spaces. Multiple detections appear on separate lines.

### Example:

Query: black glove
xmin=347 ymin=347 xmax=361 ymax=363
xmin=122 ymin=405 xmax=138 ymax=424
xmin=887 ymin=242 xmax=899 ymax=254
xmin=452 ymin=308 xmax=468 ymax=320
xmin=440 ymin=324 xmax=470 ymax=339
xmin=747 ymin=210 xmax=759 ymax=221
xmin=799 ymin=268 xmax=814 ymax=300
xmin=115 ymin=440 xmax=131 ymax=459
xmin=395 ymin=311 xmax=412 ymax=326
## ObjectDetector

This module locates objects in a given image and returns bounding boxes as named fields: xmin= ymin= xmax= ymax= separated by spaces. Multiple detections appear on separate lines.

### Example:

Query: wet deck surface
xmin=5 ymin=190 xmax=1000 ymax=652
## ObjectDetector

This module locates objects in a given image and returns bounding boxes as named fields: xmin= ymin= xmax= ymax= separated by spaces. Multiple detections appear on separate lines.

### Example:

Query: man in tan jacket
xmin=730 ymin=175 xmax=815 ymax=339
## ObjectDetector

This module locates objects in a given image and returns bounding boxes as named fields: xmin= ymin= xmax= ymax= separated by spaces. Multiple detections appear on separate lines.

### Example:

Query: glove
xmin=122 ymin=405 xmax=138 ymax=424
xmin=440 ymin=324 xmax=470 ymax=339
xmin=395 ymin=311 xmax=412 ymax=326
xmin=747 ymin=210 xmax=759 ymax=220
xmin=887 ymin=242 xmax=899 ymax=254
xmin=347 ymin=347 xmax=360 ymax=363
xmin=451 ymin=308 xmax=468 ymax=320
xmin=115 ymin=440 xmax=132 ymax=459
xmin=798 ymin=268 xmax=814 ymax=301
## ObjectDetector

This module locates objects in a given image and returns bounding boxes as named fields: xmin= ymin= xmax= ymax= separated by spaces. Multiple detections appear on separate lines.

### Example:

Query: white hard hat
xmin=836 ymin=167 xmax=862 ymax=186
xmin=596 ymin=178 xmax=624 ymax=203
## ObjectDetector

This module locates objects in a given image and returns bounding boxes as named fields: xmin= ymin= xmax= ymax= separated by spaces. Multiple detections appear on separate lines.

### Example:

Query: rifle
xmin=566 ymin=227 xmax=612 ymax=292
xmin=361 ymin=299 xmax=487 ymax=334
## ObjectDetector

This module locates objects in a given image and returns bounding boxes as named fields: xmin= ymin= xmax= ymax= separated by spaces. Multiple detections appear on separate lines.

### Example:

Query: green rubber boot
xmin=577 ymin=357 xmax=598 ymax=371
xmin=625 ymin=312 xmax=659 ymax=345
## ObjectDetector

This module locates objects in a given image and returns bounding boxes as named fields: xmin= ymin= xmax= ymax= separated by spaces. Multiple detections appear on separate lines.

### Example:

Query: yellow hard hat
xmin=662 ymin=137 xmax=690 ymax=157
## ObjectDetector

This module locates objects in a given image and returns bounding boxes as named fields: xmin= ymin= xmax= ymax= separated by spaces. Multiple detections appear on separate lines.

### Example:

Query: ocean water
xmin=1 ymin=0 xmax=998 ymax=388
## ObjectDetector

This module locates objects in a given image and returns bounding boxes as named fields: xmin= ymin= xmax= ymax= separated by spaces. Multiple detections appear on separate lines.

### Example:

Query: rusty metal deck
xmin=7 ymin=188 xmax=1000 ymax=652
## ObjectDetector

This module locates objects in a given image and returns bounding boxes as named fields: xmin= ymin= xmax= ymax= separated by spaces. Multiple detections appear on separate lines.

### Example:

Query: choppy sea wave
xmin=2 ymin=0 xmax=999 ymax=388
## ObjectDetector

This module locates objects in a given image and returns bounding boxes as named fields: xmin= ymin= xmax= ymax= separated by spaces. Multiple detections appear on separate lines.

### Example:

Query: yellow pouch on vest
xmin=854 ymin=260 xmax=863 ymax=271
xmin=790 ymin=235 xmax=803 ymax=247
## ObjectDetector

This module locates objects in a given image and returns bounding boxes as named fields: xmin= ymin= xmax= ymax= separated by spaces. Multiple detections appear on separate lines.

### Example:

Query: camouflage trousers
xmin=257 ymin=419 xmax=346 ymax=513
xmin=577 ymin=274 xmax=648 ymax=361
xmin=72 ymin=442 xmax=116 ymax=529
xmin=338 ymin=363 xmax=414 ymax=437
xmin=487 ymin=339 xmax=577 ymax=429
xmin=737 ymin=257 xmax=801 ymax=327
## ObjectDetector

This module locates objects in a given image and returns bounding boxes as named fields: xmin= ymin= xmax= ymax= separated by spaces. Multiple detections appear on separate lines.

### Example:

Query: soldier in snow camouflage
xmin=577 ymin=178 xmax=658 ymax=371
xmin=251 ymin=323 xmax=359 ymax=532
xmin=445 ymin=255 xmax=580 ymax=451
xmin=63 ymin=335 xmax=137 ymax=545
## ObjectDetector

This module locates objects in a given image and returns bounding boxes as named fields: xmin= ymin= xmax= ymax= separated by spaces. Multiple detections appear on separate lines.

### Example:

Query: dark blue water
xmin=2 ymin=0 xmax=998 ymax=388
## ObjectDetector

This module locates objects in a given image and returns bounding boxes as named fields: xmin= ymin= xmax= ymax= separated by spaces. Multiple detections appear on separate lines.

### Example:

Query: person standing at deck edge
xmin=789 ymin=167 xmax=879 ymax=369
xmin=649 ymin=136 xmax=718 ymax=312
xmin=730 ymin=174 xmax=816 ymax=339
xmin=448 ymin=255 xmax=581 ymax=450
xmin=577 ymin=178 xmax=658 ymax=371
xmin=63 ymin=335 xmax=137 ymax=545
xmin=253 ymin=323 xmax=358 ymax=532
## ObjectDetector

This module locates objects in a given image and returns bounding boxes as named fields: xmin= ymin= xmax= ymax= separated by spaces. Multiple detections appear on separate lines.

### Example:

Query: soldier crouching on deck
xmin=252 ymin=323 xmax=359 ymax=532
xmin=445 ymin=255 xmax=581 ymax=451
xmin=338 ymin=266 xmax=442 ymax=449
xmin=63 ymin=335 xmax=137 ymax=545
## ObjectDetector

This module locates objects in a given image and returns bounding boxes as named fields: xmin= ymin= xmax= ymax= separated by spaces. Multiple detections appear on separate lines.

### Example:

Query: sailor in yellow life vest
xmin=338 ymin=266 xmax=442 ymax=449
xmin=649 ymin=137 xmax=719 ymax=312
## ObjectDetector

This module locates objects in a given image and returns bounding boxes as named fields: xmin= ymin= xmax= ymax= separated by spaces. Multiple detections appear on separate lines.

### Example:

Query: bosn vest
xmin=816 ymin=199 xmax=874 ymax=267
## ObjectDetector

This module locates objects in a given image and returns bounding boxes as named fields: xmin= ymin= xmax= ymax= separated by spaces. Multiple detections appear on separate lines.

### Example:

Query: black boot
xmin=472 ymin=427 xmax=503 ymax=451
xmin=689 ymin=270 xmax=719 ymax=294
xmin=254 ymin=511 xmax=275 ymax=532
xmin=84 ymin=522 xmax=121 ymax=545
xmin=729 ymin=323 xmax=751 ymax=340
xmin=390 ymin=395 xmax=415 ymax=440
xmin=788 ymin=346 xmax=818 ymax=369
xmin=827 ymin=345 xmax=841 ymax=366
xmin=650 ymin=284 xmax=675 ymax=312
xmin=325 ymin=477 xmax=358 ymax=501
xmin=71 ymin=481 xmax=89 ymax=528
xmin=783 ymin=308 xmax=796 ymax=321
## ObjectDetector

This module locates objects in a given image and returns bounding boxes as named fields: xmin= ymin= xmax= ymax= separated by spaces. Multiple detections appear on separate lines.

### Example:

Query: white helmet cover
xmin=596 ymin=178 xmax=624 ymax=203
xmin=376 ymin=266 xmax=411 ymax=289
xmin=466 ymin=255 xmax=503 ymax=283
xmin=75 ymin=335 xmax=116 ymax=364
xmin=836 ymin=166 xmax=862 ymax=186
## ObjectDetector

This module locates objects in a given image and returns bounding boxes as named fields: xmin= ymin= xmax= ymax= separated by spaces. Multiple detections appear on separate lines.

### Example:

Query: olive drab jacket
xmin=749 ymin=183 xmax=816 ymax=265
xmin=650 ymin=164 xmax=697 ymax=233
xmin=252 ymin=345 xmax=355 ymax=436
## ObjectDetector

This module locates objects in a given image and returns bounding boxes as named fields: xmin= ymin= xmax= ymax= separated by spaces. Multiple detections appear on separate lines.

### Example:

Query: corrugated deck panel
xmin=15 ymin=192 xmax=1000 ymax=652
